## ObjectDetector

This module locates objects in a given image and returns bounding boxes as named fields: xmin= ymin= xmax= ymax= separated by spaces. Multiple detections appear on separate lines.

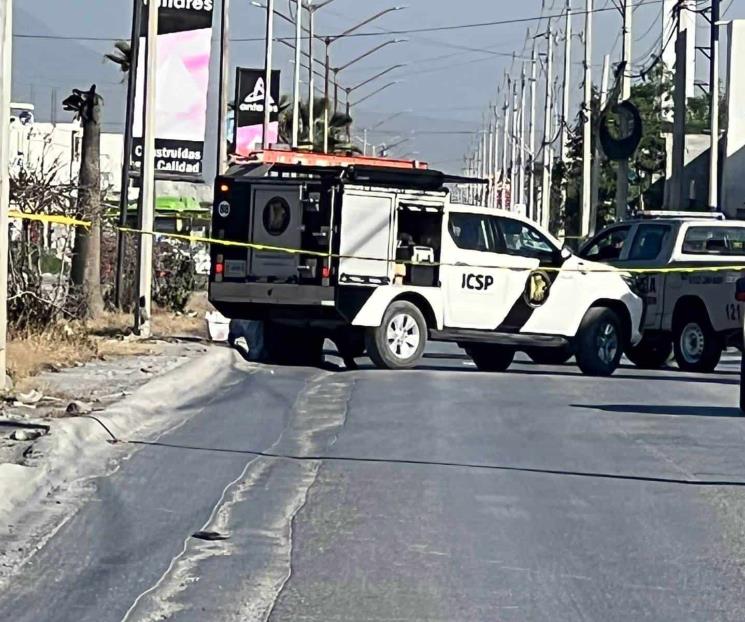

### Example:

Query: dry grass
xmin=5 ymin=292 xmax=214 ymax=386
xmin=6 ymin=329 xmax=95 ymax=384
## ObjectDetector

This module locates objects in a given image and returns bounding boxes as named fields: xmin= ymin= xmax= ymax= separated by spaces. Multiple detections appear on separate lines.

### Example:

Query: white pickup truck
xmin=580 ymin=213 xmax=745 ymax=372
xmin=209 ymin=153 xmax=644 ymax=375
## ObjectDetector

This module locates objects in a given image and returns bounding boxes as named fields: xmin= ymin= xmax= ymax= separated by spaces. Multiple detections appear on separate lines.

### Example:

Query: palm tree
xmin=105 ymin=41 xmax=133 ymax=81
xmin=63 ymin=85 xmax=105 ymax=319
xmin=277 ymin=96 xmax=360 ymax=154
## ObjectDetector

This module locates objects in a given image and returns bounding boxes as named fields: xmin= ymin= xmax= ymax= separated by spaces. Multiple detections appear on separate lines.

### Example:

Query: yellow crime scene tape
xmin=10 ymin=210 xmax=745 ymax=276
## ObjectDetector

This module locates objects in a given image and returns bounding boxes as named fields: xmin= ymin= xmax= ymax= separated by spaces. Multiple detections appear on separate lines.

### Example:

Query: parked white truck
xmin=209 ymin=151 xmax=643 ymax=375
xmin=580 ymin=213 xmax=745 ymax=372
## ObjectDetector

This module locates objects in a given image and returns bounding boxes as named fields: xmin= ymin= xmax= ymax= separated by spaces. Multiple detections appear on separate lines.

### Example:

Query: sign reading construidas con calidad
xmin=132 ymin=0 xmax=214 ymax=180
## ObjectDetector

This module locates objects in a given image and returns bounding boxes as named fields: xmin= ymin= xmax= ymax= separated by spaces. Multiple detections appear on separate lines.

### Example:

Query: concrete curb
xmin=0 ymin=345 xmax=238 ymax=572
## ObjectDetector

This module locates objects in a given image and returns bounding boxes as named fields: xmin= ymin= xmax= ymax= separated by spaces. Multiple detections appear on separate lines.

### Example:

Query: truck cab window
xmin=581 ymin=226 xmax=631 ymax=261
xmin=448 ymin=213 xmax=499 ymax=252
xmin=627 ymin=224 xmax=670 ymax=261
xmin=682 ymin=226 xmax=745 ymax=256
xmin=497 ymin=217 xmax=556 ymax=262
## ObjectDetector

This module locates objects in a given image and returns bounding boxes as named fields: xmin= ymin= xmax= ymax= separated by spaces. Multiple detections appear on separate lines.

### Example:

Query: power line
xmin=15 ymin=1 xmax=668 ymax=44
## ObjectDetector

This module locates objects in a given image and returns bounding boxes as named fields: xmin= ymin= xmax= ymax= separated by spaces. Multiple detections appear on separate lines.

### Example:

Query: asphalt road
xmin=3 ymin=345 xmax=745 ymax=621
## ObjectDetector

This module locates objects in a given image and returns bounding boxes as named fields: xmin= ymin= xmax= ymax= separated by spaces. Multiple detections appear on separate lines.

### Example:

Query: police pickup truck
xmin=209 ymin=151 xmax=643 ymax=375
xmin=580 ymin=212 xmax=745 ymax=372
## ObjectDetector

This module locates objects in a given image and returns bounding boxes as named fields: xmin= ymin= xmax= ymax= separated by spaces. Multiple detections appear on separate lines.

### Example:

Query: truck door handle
xmin=455 ymin=262 xmax=468 ymax=267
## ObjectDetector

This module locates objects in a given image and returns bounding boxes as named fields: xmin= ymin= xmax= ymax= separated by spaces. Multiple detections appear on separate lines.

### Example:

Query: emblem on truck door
xmin=217 ymin=200 xmax=231 ymax=218
xmin=524 ymin=270 xmax=552 ymax=307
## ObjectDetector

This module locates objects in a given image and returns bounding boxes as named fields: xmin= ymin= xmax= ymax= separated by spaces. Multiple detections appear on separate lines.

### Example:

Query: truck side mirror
xmin=560 ymin=245 xmax=573 ymax=261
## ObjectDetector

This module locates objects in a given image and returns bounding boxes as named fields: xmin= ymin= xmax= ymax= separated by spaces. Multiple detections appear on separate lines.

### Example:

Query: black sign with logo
xmin=234 ymin=68 xmax=281 ymax=137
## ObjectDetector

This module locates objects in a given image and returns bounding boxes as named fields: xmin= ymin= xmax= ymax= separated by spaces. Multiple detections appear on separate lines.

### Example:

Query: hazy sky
xmin=12 ymin=0 xmax=745 ymax=172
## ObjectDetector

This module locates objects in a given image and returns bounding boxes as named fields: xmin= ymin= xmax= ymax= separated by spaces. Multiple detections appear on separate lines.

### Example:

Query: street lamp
xmin=251 ymin=0 xmax=333 ymax=147
xmin=322 ymin=6 xmax=407 ymax=152
xmin=344 ymin=65 xmax=406 ymax=116
xmin=350 ymin=80 xmax=402 ymax=109
xmin=370 ymin=109 xmax=412 ymax=131
xmin=307 ymin=0 xmax=340 ymax=139
xmin=331 ymin=39 xmax=406 ymax=111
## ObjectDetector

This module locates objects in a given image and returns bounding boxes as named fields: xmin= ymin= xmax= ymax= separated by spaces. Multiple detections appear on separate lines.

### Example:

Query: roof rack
xmin=633 ymin=210 xmax=726 ymax=221
xmin=225 ymin=149 xmax=485 ymax=191
xmin=232 ymin=148 xmax=429 ymax=170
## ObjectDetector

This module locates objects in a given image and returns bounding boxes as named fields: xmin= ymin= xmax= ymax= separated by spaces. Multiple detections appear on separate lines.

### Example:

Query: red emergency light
xmin=235 ymin=148 xmax=429 ymax=171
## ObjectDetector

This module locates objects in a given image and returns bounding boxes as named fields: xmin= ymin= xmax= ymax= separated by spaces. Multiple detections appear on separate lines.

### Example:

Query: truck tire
xmin=625 ymin=335 xmax=673 ymax=369
xmin=526 ymin=347 xmax=573 ymax=365
xmin=366 ymin=301 xmax=427 ymax=370
xmin=264 ymin=322 xmax=324 ymax=366
xmin=575 ymin=307 xmax=623 ymax=376
xmin=466 ymin=344 xmax=515 ymax=372
xmin=673 ymin=313 xmax=722 ymax=373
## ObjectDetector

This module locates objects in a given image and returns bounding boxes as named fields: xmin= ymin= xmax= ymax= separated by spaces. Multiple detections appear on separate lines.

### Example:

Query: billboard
xmin=132 ymin=0 xmax=215 ymax=180
xmin=234 ymin=68 xmax=280 ymax=155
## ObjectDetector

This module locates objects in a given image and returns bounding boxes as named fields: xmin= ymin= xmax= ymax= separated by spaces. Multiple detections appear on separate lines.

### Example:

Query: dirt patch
xmin=6 ymin=292 xmax=214 ymax=387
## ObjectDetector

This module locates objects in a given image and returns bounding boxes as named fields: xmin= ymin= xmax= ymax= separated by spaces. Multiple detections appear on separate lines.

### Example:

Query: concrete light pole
xmin=580 ymin=0 xmax=593 ymax=238
xmin=541 ymin=25 xmax=554 ymax=230
xmin=262 ymin=0 xmax=275 ymax=149
xmin=0 ymin=0 xmax=12 ymax=390
xmin=709 ymin=0 xmax=721 ymax=211
xmin=615 ymin=0 xmax=632 ymax=221
xmin=134 ymin=0 xmax=159 ymax=337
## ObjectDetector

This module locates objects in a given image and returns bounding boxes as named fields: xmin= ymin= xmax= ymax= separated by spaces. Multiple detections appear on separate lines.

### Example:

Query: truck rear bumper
xmin=210 ymin=282 xmax=335 ymax=306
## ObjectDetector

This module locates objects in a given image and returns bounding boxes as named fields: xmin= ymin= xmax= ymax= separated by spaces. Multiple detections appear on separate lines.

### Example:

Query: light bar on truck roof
xmin=634 ymin=210 xmax=726 ymax=221
xmin=233 ymin=148 xmax=429 ymax=171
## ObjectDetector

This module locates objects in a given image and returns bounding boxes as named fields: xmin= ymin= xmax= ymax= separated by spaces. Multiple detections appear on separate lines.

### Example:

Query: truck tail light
xmin=215 ymin=254 xmax=224 ymax=282
xmin=736 ymin=277 xmax=745 ymax=302
xmin=322 ymin=265 xmax=331 ymax=279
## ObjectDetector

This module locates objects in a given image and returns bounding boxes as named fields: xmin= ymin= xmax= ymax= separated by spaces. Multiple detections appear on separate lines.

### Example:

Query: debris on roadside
xmin=65 ymin=401 xmax=94 ymax=417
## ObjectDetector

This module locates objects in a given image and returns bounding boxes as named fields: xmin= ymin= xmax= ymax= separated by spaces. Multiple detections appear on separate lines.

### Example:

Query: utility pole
xmin=308 ymin=5 xmax=315 ymax=145
xmin=291 ymin=0 xmax=302 ymax=147
xmin=541 ymin=25 xmax=554 ymax=230
xmin=493 ymin=106 xmax=500 ymax=208
xmin=518 ymin=62 xmax=527 ymax=208
xmin=590 ymin=54 xmax=610 ymax=235
xmin=709 ymin=0 xmax=720 ymax=211
xmin=501 ymin=87 xmax=510 ymax=210
xmin=217 ymin=0 xmax=230 ymax=171
xmin=669 ymin=21 xmax=689 ymax=210
xmin=615 ymin=0 xmax=632 ymax=222
xmin=481 ymin=128 xmax=488 ymax=205
xmin=528 ymin=42 xmax=537 ymax=220
xmin=580 ymin=0 xmax=593 ymax=238
xmin=134 ymin=0 xmax=158 ymax=337
xmin=0 ymin=0 xmax=12 ymax=390
xmin=560 ymin=1 xmax=572 ymax=161
xmin=263 ymin=0 xmax=275 ymax=149
xmin=487 ymin=116 xmax=495 ymax=207
xmin=510 ymin=79 xmax=519 ymax=209
xmin=114 ymin=0 xmax=142 ymax=309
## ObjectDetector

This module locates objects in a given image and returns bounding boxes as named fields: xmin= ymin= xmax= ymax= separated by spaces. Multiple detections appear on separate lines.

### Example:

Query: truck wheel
xmin=366 ymin=301 xmax=427 ymax=370
xmin=526 ymin=347 xmax=573 ymax=365
xmin=264 ymin=322 xmax=324 ymax=366
xmin=625 ymin=335 xmax=672 ymax=369
xmin=575 ymin=307 xmax=623 ymax=376
xmin=466 ymin=344 xmax=515 ymax=372
xmin=673 ymin=314 xmax=722 ymax=373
